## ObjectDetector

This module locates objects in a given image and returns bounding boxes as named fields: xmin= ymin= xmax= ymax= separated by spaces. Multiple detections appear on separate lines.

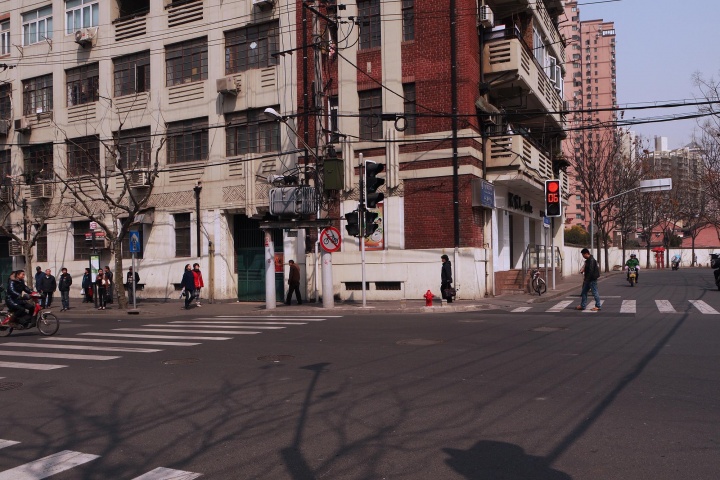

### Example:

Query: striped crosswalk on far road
xmin=504 ymin=299 xmax=720 ymax=315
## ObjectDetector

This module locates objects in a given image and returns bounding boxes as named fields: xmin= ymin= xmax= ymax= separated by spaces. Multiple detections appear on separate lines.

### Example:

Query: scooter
xmin=671 ymin=260 xmax=680 ymax=271
xmin=627 ymin=267 xmax=638 ymax=287
xmin=0 ymin=292 xmax=60 ymax=337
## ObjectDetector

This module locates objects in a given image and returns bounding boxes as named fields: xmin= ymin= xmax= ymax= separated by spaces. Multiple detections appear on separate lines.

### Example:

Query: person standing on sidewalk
xmin=34 ymin=266 xmax=43 ymax=292
xmin=82 ymin=268 xmax=92 ymax=303
xmin=126 ymin=267 xmax=140 ymax=305
xmin=576 ymin=248 xmax=601 ymax=311
xmin=38 ymin=269 xmax=57 ymax=308
xmin=104 ymin=266 xmax=114 ymax=304
xmin=285 ymin=260 xmax=302 ymax=305
xmin=58 ymin=268 xmax=72 ymax=311
xmin=180 ymin=264 xmax=196 ymax=310
xmin=441 ymin=254 xmax=454 ymax=304
xmin=96 ymin=271 xmax=108 ymax=310
xmin=192 ymin=263 xmax=204 ymax=307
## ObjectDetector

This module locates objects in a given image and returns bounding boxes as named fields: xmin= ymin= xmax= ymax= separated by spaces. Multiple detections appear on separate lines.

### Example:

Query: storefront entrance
xmin=233 ymin=215 xmax=283 ymax=302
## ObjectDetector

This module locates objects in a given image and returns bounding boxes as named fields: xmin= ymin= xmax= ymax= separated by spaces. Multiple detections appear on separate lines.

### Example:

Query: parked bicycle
xmin=530 ymin=268 xmax=547 ymax=296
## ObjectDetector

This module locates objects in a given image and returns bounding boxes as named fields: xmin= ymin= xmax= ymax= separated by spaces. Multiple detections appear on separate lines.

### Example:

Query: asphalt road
xmin=1 ymin=268 xmax=719 ymax=479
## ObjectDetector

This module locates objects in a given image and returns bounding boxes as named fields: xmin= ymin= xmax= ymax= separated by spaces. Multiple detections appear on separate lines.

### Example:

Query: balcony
xmin=486 ymin=134 xmax=554 ymax=192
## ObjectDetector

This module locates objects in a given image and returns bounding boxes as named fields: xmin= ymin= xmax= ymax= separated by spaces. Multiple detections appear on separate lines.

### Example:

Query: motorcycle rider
xmin=625 ymin=254 xmax=640 ymax=283
xmin=671 ymin=253 xmax=681 ymax=269
xmin=5 ymin=270 xmax=35 ymax=327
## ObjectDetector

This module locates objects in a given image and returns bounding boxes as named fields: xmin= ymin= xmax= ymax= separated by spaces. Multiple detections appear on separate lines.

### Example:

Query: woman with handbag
xmin=441 ymin=254 xmax=454 ymax=303
xmin=180 ymin=264 xmax=196 ymax=310
xmin=96 ymin=271 xmax=108 ymax=310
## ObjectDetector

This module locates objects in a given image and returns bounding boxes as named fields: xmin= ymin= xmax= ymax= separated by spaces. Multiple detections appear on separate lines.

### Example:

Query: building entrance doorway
xmin=233 ymin=215 xmax=283 ymax=302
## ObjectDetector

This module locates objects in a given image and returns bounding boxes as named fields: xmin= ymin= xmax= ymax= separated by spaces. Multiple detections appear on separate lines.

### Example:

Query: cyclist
xmin=5 ymin=270 xmax=34 ymax=327
xmin=625 ymin=254 xmax=640 ymax=283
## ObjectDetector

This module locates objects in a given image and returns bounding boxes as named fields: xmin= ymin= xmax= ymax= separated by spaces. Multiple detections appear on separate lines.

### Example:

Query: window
xmin=22 ymin=6 xmax=53 ymax=46
xmin=23 ymin=74 xmax=53 ymax=115
xmin=0 ymin=83 xmax=10 ymax=121
xmin=73 ymin=221 xmax=92 ymax=260
xmin=225 ymin=22 xmax=279 ymax=74
xmin=359 ymin=89 xmax=382 ymax=141
xmin=67 ymin=135 xmax=100 ymax=176
xmin=36 ymin=225 xmax=47 ymax=262
xmin=225 ymin=109 xmax=280 ymax=157
xmin=23 ymin=143 xmax=54 ymax=182
xmin=174 ymin=213 xmax=191 ymax=257
xmin=533 ymin=28 xmax=546 ymax=67
xmin=358 ymin=0 xmax=381 ymax=49
xmin=121 ymin=228 xmax=143 ymax=259
xmin=113 ymin=51 xmax=150 ymax=97
xmin=329 ymin=95 xmax=339 ymax=142
xmin=0 ymin=149 xmax=10 ymax=184
xmin=166 ymin=117 xmax=208 ymax=164
xmin=65 ymin=0 xmax=98 ymax=34
xmin=116 ymin=127 xmax=151 ymax=170
xmin=166 ymin=37 xmax=208 ymax=86
xmin=1 ymin=21 xmax=9 ymax=55
xmin=402 ymin=0 xmax=414 ymax=41
xmin=66 ymin=63 xmax=99 ymax=107
xmin=403 ymin=83 xmax=416 ymax=135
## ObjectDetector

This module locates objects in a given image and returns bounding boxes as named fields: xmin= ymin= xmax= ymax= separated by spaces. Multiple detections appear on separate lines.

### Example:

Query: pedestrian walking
xmin=576 ymin=248 xmax=601 ymax=311
xmin=38 ymin=269 xmax=57 ymax=308
xmin=34 ymin=266 xmax=43 ymax=292
xmin=104 ymin=266 xmax=114 ymax=304
xmin=285 ymin=260 xmax=302 ymax=305
xmin=180 ymin=264 xmax=196 ymax=310
xmin=441 ymin=254 xmax=454 ymax=303
xmin=126 ymin=267 xmax=140 ymax=305
xmin=58 ymin=268 xmax=73 ymax=311
xmin=192 ymin=263 xmax=204 ymax=307
xmin=82 ymin=268 xmax=93 ymax=303
xmin=96 ymin=271 xmax=108 ymax=310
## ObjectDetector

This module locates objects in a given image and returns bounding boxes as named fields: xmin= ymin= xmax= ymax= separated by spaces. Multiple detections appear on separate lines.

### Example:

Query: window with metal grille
xmin=174 ymin=213 xmax=191 ymax=257
xmin=375 ymin=282 xmax=401 ymax=291
xmin=0 ymin=149 xmax=10 ymax=185
xmin=402 ymin=0 xmax=414 ymax=41
xmin=113 ymin=51 xmax=150 ymax=97
xmin=23 ymin=74 xmax=53 ymax=115
xmin=225 ymin=108 xmax=280 ymax=157
xmin=345 ymin=282 xmax=370 ymax=291
xmin=359 ymin=89 xmax=382 ymax=141
xmin=225 ymin=21 xmax=279 ymax=74
xmin=0 ymin=83 xmax=10 ymax=121
xmin=73 ymin=221 xmax=92 ymax=260
xmin=166 ymin=117 xmax=208 ymax=164
xmin=403 ymin=83 xmax=416 ymax=135
xmin=165 ymin=37 xmax=208 ymax=86
xmin=22 ymin=6 xmax=53 ymax=46
xmin=65 ymin=0 xmax=99 ymax=34
xmin=358 ymin=0 xmax=381 ymax=49
xmin=115 ymin=127 xmax=151 ymax=170
xmin=35 ymin=225 xmax=47 ymax=262
xmin=23 ymin=143 xmax=54 ymax=183
xmin=1 ymin=21 xmax=10 ymax=55
xmin=67 ymin=135 xmax=100 ymax=177
xmin=66 ymin=63 xmax=99 ymax=107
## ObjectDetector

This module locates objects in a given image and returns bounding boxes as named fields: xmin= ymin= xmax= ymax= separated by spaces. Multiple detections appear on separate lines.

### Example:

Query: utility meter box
xmin=323 ymin=158 xmax=344 ymax=191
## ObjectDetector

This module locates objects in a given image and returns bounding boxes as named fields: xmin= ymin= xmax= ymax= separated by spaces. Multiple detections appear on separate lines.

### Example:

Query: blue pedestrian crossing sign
xmin=129 ymin=231 xmax=141 ymax=254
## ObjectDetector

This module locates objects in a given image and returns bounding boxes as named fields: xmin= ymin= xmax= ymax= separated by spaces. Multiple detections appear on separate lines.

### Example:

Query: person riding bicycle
xmin=625 ymin=254 xmax=640 ymax=283
xmin=5 ymin=270 xmax=35 ymax=327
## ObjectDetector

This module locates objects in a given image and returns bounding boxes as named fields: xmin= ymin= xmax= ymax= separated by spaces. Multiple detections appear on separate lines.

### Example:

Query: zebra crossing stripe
xmin=113 ymin=328 xmax=264 ymax=334
xmin=546 ymin=300 xmax=573 ymax=312
xmin=511 ymin=307 xmax=532 ymax=313
xmin=0 ymin=439 xmax=19 ymax=450
xmin=0 ymin=361 xmax=67 ymax=370
xmin=208 ymin=316 xmax=330 ymax=321
xmin=2 ymin=343 xmax=161 ymax=353
xmin=142 ymin=324 xmax=284 ymax=330
xmin=78 ymin=333 xmax=233 ymax=341
xmin=689 ymin=300 xmax=720 ymax=315
xmin=0 ymin=351 xmax=120 ymax=361
xmin=170 ymin=321 xmax=308 ymax=325
xmin=620 ymin=300 xmax=636 ymax=314
xmin=0 ymin=450 xmax=99 ymax=480
xmin=656 ymin=300 xmax=677 ymax=313
xmin=131 ymin=466 xmax=202 ymax=480
xmin=42 ymin=338 xmax=200 ymax=346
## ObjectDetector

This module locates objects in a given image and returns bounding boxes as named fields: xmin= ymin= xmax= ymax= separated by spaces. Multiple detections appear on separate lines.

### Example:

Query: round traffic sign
xmin=89 ymin=221 xmax=98 ymax=231
xmin=320 ymin=227 xmax=342 ymax=253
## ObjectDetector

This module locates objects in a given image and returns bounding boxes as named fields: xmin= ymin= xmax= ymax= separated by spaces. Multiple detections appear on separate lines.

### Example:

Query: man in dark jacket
xmin=34 ymin=266 xmax=43 ymax=292
xmin=38 ymin=269 xmax=57 ymax=308
xmin=577 ymin=248 xmax=602 ymax=311
xmin=285 ymin=260 xmax=302 ymax=305
xmin=126 ymin=267 xmax=140 ymax=305
xmin=180 ymin=264 xmax=196 ymax=310
xmin=441 ymin=254 xmax=454 ymax=303
xmin=81 ymin=268 xmax=92 ymax=303
xmin=6 ymin=270 xmax=34 ymax=326
xmin=104 ymin=266 xmax=114 ymax=304
xmin=58 ymin=268 xmax=72 ymax=311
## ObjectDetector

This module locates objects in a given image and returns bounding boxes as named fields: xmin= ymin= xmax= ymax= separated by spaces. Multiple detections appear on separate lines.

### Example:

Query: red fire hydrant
xmin=424 ymin=290 xmax=434 ymax=307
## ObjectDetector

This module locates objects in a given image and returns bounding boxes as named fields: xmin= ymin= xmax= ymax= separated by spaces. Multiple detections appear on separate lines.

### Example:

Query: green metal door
xmin=0 ymin=237 xmax=11 ymax=302
xmin=234 ymin=216 xmax=283 ymax=302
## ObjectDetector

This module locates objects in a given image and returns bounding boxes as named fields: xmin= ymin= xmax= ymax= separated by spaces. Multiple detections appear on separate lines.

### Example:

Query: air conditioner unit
xmin=9 ymin=240 xmax=24 ymax=256
xmin=216 ymin=76 xmax=238 ymax=96
xmin=0 ymin=185 xmax=11 ymax=203
xmin=127 ymin=170 xmax=150 ymax=188
xmin=74 ymin=27 xmax=97 ymax=46
xmin=0 ymin=120 xmax=9 ymax=136
xmin=478 ymin=4 xmax=494 ymax=28
xmin=14 ymin=118 xmax=31 ymax=134
xmin=252 ymin=0 xmax=275 ymax=7
xmin=29 ymin=182 xmax=53 ymax=200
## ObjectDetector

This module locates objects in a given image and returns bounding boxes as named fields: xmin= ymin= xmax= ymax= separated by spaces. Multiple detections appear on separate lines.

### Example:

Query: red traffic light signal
xmin=545 ymin=180 xmax=562 ymax=217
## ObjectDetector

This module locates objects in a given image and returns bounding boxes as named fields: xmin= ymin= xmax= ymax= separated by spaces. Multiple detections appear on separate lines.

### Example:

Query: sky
xmin=577 ymin=0 xmax=720 ymax=150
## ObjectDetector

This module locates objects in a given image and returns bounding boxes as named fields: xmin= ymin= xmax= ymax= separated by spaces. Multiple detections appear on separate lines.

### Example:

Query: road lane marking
xmin=131 ymin=467 xmax=202 ymax=480
xmin=142 ymin=324 xmax=284 ymax=330
xmin=0 ymin=440 xmax=19 ymax=450
xmin=546 ymin=300 xmax=573 ymax=312
xmin=113 ymin=328 xmax=264 ymax=334
xmin=170 ymin=321 xmax=307 ymax=325
xmin=0 ymin=361 xmax=67 ymax=370
xmin=656 ymin=300 xmax=677 ymax=313
xmin=42 ymin=338 xmax=200 ymax=346
xmin=214 ymin=315 xmax=338 ymax=318
xmin=2 ymin=343 xmax=161 ymax=353
xmin=511 ymin=307 xmax=532 ymax=313
xmin=0 ymin=351 xmax=120 ymax=361
xmin=620 ymin=300 xmax=636 ymax=314
xmin=79 ymin=333 xmax=234 ymax=340
xmin=198 ymin=317 xmax=327 ymax=321
xmin=689 ymin=300 xmax=720 ymax=314
xmin=0 ymin=450 xmax=99 ymax=480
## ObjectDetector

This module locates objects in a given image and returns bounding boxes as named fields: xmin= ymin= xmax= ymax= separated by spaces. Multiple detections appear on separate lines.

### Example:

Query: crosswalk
xmin=0 ymin=438 xmax=201 ymax=479
xmin=0 ymin=315 xmax=340 ymax=373
xmin=510 ymin=299 xmax=720 ymax=315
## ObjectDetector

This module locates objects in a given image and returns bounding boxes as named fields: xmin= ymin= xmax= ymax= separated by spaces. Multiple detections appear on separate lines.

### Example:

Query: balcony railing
xmin=488 ymin=135 xmax=554 ymax=181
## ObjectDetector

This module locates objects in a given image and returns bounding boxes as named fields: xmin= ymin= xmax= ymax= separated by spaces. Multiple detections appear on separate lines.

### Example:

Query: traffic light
xmin=365 ymin=162 xmax=385 ymax=208
xmin=545 ymin=179 xmax=561 ymax=217
xmin=364 ymin=210 xmax=380 ymax=236
xmin=345 ymin=209 xmax=360 ymax=237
